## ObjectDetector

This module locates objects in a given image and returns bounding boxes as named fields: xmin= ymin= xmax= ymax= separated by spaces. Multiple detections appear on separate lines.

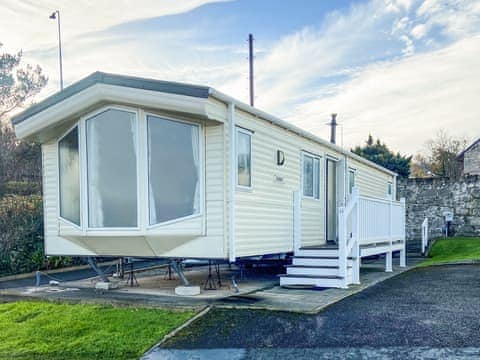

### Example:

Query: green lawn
xmin=0 ymin=301 xmax=195 ymax=360
xmin=421 ymin=237 xmax=480 ymax=266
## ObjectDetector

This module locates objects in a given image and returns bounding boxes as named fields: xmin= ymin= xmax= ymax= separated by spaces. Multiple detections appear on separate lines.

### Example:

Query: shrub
xmin=0 ymin=195 xmax=44 ymax=276
xmin=0 ymin=181 xmax=42 ymax=196
xmin=0 ymin=195 xmax=85 ymax=276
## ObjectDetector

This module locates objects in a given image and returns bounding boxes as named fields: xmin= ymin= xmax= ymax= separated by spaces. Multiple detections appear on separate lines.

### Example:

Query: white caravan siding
xmin=43 ymin=104 xmax=227 ymax=258
xmin=229 ymin=105 xmax=394 ymax=258
xmin=348 ymin=158 xmax=393 ymax=199
xmin=232 ymin=109 xmax=348 ymax=257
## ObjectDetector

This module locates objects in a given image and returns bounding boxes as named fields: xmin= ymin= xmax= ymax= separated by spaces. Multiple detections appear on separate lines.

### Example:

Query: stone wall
xmin=397 ymin=176 xmax=480 ymax=252
xmin=464 ymin=142 xmax=480 ymax=175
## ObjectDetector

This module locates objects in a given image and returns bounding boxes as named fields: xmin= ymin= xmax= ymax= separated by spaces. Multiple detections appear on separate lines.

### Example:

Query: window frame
xmin=56 ymin=105 xmax=206 ymax=234
xmin=387 ymin=181 xmax=393 ymax=199
xmin=348 ymin=167 xmax=356 ymax=195
xmin=81 ymin=105 xmax=141 ymax=232
xmin=144 ymin=111 xmax=204 ymax=228
xmin=235 ymin=126 xmax=253 ymax=191
xmin=56 ymin=123 xmax=82 ymax=229
xmin=301 ymin=151 xmax=322 ymax=200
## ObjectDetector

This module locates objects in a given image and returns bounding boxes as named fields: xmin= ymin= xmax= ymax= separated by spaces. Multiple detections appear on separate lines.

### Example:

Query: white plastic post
xmin=293 ymin=190 xmax=301 ymax=254
xmin=386 ymin=251 xmax=393 ymax=272
xmin=400 ymin=197 xmax=407 ymax=267
xmin=338 ymin=205 xmax=347 ymax=286
xmin=353 ymin=188 xmax=361 ymax=284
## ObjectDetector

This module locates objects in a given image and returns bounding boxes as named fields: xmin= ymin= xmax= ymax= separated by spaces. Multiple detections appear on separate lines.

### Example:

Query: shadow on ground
xmin=161 ymin=265 xmax=480 ymax=349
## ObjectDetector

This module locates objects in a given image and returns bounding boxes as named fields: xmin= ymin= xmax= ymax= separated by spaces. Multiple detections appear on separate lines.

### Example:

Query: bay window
xmin=57 ymin=106 xmax=204 ymax=231
xmin=58 ymin=126 xmax=80 ymax=225
xmin=86 ymin=109 xmax=138 ymax=228
xmin=147 ymin=115 xmax=200 ymax=224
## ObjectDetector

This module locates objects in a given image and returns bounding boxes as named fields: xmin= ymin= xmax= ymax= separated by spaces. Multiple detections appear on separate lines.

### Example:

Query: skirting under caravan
xmin=12 ymin=72 xmax=406 ymax=288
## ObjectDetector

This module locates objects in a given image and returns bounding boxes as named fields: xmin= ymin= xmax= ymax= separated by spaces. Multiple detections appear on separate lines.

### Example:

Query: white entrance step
xmin=287 ymin=265 xmax=352 ymax=277
xmin=279 ymin=274 xmax=345 ymax=288
xmin=292 ymin=256 xmax=353 ymax=267
xmin=296 ymin=247 xmax=339 ymax=257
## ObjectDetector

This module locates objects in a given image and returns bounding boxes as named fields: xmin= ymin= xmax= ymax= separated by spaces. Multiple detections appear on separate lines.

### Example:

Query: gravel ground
xmin=162 ymin=264 xmax=480 ymax=349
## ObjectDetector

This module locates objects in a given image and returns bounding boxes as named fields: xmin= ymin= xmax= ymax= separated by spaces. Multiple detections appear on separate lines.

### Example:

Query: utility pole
xmin=248 ymin=33 xmax=254 ymax=107
xmin=49 ymin=10 xmax=63 ymax=90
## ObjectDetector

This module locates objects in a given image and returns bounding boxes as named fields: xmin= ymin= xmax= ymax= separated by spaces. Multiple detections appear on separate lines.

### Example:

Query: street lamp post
xmin=49 ymin=10 xmax=63 ymax=90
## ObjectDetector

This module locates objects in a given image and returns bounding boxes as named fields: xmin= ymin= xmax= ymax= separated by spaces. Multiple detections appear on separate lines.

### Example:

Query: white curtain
xmin=87 ymin=119 xmax=104 ymax=228
xmin=191 ymin=126 xmax=200 ymax=214
xmin=148 ymin=132 xmax=157 ymax=224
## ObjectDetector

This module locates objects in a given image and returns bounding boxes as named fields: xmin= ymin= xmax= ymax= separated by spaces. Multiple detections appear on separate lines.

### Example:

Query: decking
xmin=280 ymin=188 xmax=406 ymax=288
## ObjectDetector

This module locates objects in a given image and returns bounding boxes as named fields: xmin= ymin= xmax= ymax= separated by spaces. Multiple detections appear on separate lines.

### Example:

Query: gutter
xmin=209 ymin=88 xmax=397 ymax=178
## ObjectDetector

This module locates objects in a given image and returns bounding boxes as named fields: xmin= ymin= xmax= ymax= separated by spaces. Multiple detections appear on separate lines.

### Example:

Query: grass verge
xmin=0 ymin=300 xmax=194 ymax=360
xmin=420 ymin=237 xmax=480 ymax=266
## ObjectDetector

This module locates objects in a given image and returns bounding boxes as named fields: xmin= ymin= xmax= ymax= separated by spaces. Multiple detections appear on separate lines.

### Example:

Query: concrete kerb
xmin=141 ymin=306 xmax=212 ymax=358
xmin=0 ymin=260 xmax=117 ymax=283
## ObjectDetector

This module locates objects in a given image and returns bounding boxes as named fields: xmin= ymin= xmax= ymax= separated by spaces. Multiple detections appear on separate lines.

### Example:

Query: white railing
xmin=293 ymin=190 xmax=301 ymax=254
xmin=339 ymin=188 xmax=406 ymax=285
xmin=421 ymin=217 xmax=428 ymax=255
xmin=338 ymin=188 xmax=360 ymax=287
xmin=357 ymin=196 xmax=406 ymax=246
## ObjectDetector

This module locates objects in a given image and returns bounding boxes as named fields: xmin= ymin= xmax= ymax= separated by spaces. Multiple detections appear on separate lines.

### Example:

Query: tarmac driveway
xmin=146 ymin=264 xmax=480 ymax=359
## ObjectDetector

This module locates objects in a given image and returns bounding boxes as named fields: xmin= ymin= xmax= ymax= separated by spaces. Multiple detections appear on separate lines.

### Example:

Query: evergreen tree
xmin=352 ymin=134 xmax=412 ymax=178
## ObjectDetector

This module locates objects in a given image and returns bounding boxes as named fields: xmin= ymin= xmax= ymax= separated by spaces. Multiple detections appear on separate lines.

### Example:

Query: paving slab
xmin=0 ymin=256 xmax=422 ymax=314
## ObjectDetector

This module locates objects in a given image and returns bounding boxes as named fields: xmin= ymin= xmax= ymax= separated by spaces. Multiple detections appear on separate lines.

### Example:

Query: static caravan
xmin=12 ymin=72 xmax=406 ymax=288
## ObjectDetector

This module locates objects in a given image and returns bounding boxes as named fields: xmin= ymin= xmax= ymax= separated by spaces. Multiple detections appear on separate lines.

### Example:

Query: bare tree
xmin=0 ymin=42 xmax=47 ymax=186
xmin=412 ymin=130 xmax=468 ymax=178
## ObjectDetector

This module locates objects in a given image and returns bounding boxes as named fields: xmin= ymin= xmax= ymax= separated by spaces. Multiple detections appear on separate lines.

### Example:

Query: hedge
xmin=0 ymin=195 xmax=81 ymax=276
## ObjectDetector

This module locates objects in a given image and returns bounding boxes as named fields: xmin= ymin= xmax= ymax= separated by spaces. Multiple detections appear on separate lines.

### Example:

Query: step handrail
xmin=338 ymin=188 xmax=360 ymax=285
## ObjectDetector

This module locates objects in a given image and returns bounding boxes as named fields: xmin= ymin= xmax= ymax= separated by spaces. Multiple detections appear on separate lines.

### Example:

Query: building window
xmin=147 ymin=115 xmax=200 ymax=225
xmin=302 ymin=153 xmax=320 ymax=199
xmin=387 ymin=182 xmax=393 ymax=197
xmin=86 ymin=109 xmax=138 ymax=228
xmin=58 ymin=126 xmax=80 ymax=225
xmin=348 ymin=169 xmax=356 ymax=195
xmin=237 ymin=128 xmax=252 ymax=188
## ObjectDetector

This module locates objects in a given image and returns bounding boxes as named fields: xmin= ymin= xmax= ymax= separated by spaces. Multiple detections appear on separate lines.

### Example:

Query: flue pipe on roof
xmin=329 ymin=113 xmax=338 ymax=144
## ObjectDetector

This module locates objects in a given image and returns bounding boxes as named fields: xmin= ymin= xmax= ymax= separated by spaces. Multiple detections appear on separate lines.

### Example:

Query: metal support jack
xmin=204 ymin=262 xmax=223 ymax=289
xmin=164 ymin=264 xmax=174 ymax=280
xmin=126 ymin=260 xmax=139 ymax=287
xmin=171 ymin=260 xmax=189 ymax=286
xmin=87 ymin=257 xmax=109 ymax=283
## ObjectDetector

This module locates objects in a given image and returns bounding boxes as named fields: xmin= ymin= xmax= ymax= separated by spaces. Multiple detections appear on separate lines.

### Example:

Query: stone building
xmin=458 ymin=138 xmax=480 ymax=176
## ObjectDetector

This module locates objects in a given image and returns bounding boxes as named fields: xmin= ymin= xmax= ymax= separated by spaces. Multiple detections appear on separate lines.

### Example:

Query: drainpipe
xmin=228 ymin=102 xmax=236 ymax=263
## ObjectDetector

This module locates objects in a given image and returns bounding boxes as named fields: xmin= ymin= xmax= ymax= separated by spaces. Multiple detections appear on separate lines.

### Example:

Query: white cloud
xmin=416 ymin=0 xmax=480 ymax=39
xmin=286 ymin=36 xmax=480 ymax=155
xmin=0 ymin=0 xmax=227 ymax=52
xmin=411 ymin=23 xmax=428 ymax=39
xmin=3 ymin=0 xmax=479 ymax=156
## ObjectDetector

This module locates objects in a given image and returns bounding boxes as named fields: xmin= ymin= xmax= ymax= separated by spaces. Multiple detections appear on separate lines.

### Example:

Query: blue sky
xmin=2 ymin=0 xmax=480 ymax=154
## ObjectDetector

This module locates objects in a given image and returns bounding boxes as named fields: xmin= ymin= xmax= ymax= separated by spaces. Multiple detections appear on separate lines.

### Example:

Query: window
xmin=302 ymin=153 xmax=320 ymax=199
xmin=348 ymin=169 xmax=356 ymax=195
xmin=147 ymin=115 xmax=200 ymax=224
xmin=237 ymin=128 xmax=252 ymax=188
xmin=387 ymin=182 xmax=393 ymax=197
xmin=86 ymin=109 xmax=137 ymax=228
xmin=58 ymin=126 xmax=80 ymax=225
